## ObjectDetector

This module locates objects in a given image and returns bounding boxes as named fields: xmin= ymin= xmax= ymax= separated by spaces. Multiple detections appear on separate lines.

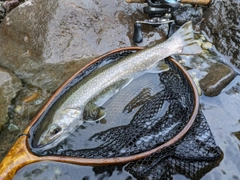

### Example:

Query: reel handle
xmin=126 ymin=0 xmax=213 ymax=6
xmin=133 ymin=23 xmax=143 ymax=43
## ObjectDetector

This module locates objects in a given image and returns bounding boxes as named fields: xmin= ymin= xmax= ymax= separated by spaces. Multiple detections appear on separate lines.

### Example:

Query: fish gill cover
xmin=29 ymin=50 xmax=222 ymax=179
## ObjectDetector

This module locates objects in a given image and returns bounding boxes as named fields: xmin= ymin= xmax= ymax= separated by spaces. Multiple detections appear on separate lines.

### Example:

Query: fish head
xmin=37 ymin=107 xmax=83 ymax=150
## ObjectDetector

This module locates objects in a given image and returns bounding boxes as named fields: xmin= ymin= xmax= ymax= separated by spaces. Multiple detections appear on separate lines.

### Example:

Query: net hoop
xmin=0 ymin=47 xmax=199 ymax=179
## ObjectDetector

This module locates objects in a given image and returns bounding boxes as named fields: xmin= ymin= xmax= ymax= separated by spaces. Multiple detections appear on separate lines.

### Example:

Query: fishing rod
xmin=126 ymin=0 xmax=213 ymax=43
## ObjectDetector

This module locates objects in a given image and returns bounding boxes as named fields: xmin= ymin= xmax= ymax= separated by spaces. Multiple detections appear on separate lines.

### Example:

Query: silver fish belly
xmin=37 ymin=21 xmax=202 ymax=151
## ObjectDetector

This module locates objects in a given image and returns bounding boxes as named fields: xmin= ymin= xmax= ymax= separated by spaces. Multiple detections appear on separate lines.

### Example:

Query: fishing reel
xmin=126 ymin=0 xmax=213 ymax=43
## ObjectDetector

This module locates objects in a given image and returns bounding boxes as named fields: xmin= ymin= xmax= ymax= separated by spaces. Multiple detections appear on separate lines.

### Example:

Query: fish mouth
xmin=35 ymin=131 xmax=71 ymax=151
xmin=36 ymin=141 xmax=48 ymax=148
xmin=36 ymin=137 xmax=58 ymax=150
xmin=33 ymin=140 xmax=62 ymax=154
xmin=35 ymin=141 xmax=53 ymax=150
xmin=36 ymin=137 xmax=50 ymax=148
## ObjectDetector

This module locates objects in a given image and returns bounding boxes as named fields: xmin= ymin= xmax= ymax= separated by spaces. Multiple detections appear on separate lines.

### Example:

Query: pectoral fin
xmin=62 ymin=107 xmax=82 ymax=119
xmin=83 ymin=104 xmax=106 ymax=122
xmin=83 ymin=78 xmax=134 ymax=121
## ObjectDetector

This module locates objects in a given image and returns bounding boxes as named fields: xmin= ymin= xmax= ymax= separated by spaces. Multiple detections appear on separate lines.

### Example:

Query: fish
xmin=37 ymin=21 xmax=202 ymax=151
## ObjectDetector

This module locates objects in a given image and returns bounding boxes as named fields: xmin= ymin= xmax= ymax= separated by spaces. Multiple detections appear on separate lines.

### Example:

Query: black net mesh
xmin=124 ymin=111 xmax=223 ymax=179
xmin=79 ymin=111 xmax=222 ymax=180
xmin=77 ymin=110 xmax=222 ymax=179
xmin=30 ymin=49 xmax=223 ymax=179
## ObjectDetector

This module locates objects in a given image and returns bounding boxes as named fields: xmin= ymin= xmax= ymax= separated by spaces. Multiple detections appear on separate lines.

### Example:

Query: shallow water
xmin=13 ymin=161 xmax=134 ymax=180
xmin=200 ymin=76 xmax=240 ymax=180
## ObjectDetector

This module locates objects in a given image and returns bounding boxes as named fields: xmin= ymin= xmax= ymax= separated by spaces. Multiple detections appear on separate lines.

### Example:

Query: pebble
xmin=8 ymin=124 xmax=19 ymax=132
xmin=14 ymin=105 xmax=22 ymax=115
xmin=201 ymin=42 xmax=213 ymax=50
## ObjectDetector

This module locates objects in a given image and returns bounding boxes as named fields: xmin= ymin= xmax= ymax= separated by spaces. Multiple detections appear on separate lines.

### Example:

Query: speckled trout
xmin=37 ymin=21 xmax=202 ymax=151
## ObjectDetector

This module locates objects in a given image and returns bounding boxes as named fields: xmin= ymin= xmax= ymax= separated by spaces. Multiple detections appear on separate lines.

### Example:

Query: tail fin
xmin=169 ymin=21 xmax=202 ymax=55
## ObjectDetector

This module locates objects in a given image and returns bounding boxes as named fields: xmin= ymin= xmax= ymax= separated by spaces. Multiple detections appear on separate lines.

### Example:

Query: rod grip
xmin=181 ymin=0 xmax=212 ymax=6
xmin=126 ymin=0 xmax=212 ymax=5
xmin=126 ymin=0 xmax=146 ymax=3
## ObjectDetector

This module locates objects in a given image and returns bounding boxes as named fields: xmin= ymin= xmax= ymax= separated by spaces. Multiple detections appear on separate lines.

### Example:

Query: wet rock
xmin=11 ymin=84 xmax=51 ymax=119
xmin=0 ymin=0 xmax=20 ymax=23
xmin=0 ymin=66 xmax=22 ymax=131
xmin=202 ymin=0 xmax=240 ymax=69
xmin=199 ymin=62 xmax=235 ymax=96
xmin=0 ymin=0 xmax=153 ymax=92
xmin=172 ymin=5 xmax=202 ymax=26
xmin=0 ymin=2 xmax=6 ymax=23
xmin=0 ymin=83 xmax=51 ymax=162
xmin=2 ymin=0 xmax=19 ymax=12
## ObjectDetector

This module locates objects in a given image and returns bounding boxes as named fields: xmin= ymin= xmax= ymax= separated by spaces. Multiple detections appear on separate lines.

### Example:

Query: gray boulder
xmin=0 ymin=0 xmax=145 ymax=91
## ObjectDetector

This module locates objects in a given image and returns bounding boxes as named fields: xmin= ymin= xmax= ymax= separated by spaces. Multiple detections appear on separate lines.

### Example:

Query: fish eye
xmin=51 ymin=128 xmax=60 ymax=135
xmin=49 ymin=125 xmax=62 ymax=136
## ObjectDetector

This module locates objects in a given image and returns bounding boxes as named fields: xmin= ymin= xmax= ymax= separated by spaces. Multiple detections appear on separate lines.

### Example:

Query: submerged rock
xmin=199 ymin=62 xmax=235 ymax=96
xmin=0 ymin=67 xmax=22 ymax=131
